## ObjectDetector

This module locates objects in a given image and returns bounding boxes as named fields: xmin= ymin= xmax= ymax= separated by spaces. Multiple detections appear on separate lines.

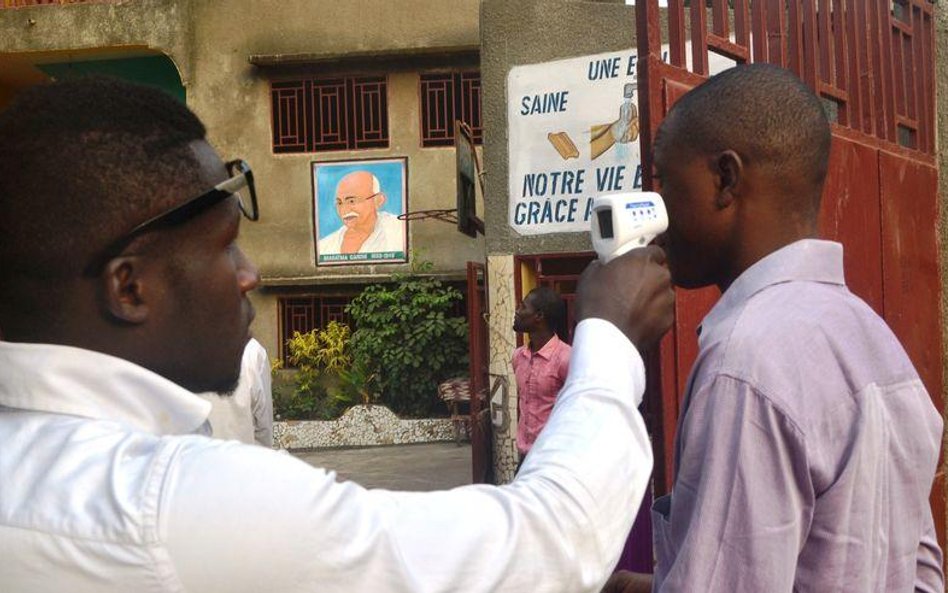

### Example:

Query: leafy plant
xmin=338 ymin=358 xmax=380 ymax=406
xmin=280 ymin=322 xmax=362 ymax=420
xmin=287 ymin=321 xmax=352 ymax=374
xmin=346 ymin=271 xmax=468 ymax=417
xmin=272 ymin=385 xmax=329 ymax=421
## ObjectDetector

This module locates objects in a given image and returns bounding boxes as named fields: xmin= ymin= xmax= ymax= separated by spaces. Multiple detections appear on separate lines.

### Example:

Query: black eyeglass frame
xmin=85 ymin=159 xmax=258 ymax=275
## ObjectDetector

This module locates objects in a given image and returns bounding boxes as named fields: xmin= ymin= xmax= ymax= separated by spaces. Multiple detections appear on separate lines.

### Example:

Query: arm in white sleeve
xmin=163 ymin=318 xmax=653 ymax=593
xmin=247 ymin=341 xmax=273 ymax=447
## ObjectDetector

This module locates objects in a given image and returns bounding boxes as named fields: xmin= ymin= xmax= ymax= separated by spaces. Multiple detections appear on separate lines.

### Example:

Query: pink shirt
xmin=512 ymin=335 xmax=571 ymax=456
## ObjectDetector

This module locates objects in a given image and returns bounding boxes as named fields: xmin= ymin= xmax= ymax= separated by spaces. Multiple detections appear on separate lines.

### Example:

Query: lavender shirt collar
xmin=699 ymin=239 xmax=845 ymax=350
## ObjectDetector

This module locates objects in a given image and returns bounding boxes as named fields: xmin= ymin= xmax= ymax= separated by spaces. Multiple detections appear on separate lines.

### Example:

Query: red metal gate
xmin=467 ymin=261 xmax=492 ymax=484
xmin=636 ymin=0 xmax=943 ymax=548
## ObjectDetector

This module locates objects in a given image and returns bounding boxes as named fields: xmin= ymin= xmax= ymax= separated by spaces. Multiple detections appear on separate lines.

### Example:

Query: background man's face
xmin=335 ymin=172 xmax=380 ymax=233
xmin=512 ymin=292 xmax=540 ymax=334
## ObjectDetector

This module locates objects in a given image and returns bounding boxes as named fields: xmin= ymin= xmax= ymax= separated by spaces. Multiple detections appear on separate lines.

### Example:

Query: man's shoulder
xmin=244 ymin=338 xmax=269 ymax=369
xmin=378 ymin=211 xmax=403 ymax=231
xmin=553 ymin=337 xmax=572 ymax=362
xmin=0 ymin=413 xmax=180 ymax=542
xmin=721 ymin=280 xmax=891 ymax=364
xmin=703 ymin=280 xmax=918 ymax=426
xmin=736 ymin=279 xmax=855 ymax=329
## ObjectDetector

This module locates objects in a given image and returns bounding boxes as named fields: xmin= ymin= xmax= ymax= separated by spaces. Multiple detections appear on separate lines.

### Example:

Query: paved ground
xmin=293 ymin=442 xmax=473 ymax=491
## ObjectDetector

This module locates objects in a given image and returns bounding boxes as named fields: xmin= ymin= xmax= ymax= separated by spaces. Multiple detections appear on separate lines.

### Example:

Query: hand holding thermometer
xmin=590 ymin=192 xmax=668 ymax=263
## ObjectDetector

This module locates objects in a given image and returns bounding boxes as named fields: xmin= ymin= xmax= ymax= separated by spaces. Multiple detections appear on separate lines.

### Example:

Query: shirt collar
xmin=524 ymin=334 xmax=564 ymax=361
xmin=0 ymin=341 xmax=212 ymax=435
xmin=699 ymin=239 xmax=845 ymax=347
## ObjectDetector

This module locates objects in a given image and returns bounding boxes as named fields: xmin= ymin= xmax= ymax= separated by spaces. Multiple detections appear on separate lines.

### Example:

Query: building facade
xmin=0 ymin=0 xmax=485 ymax=366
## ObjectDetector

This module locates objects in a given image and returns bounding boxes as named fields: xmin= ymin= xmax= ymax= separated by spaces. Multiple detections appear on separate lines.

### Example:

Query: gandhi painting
xmin=313 ymin=158 xmax=408 ymax=265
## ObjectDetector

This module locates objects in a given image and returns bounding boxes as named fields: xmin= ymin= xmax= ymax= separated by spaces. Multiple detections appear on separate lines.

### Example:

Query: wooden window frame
xmin=419 ymin=71 xmax=483 ymax=147
xmin=270 ymin=75 xmax=390 ymax=154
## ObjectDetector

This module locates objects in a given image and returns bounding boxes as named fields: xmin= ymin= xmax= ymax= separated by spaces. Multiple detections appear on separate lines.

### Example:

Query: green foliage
xmin=288 ymin=321 xmax=352 ymax=374
xmin=278 ymin=322 xmax=363 ymax=420
xmin=346 ymin=272 xmax=468 ymax=417
xmin=270 ymin=357 xmax=284 ymax=373
xmin=337 ymin=358 xmax=381 ymax=407
xmin=272 ymin=383 xmax=328 ymax=421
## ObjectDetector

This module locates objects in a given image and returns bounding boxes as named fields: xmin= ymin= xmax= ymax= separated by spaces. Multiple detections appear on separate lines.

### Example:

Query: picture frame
xmin=312 ymin=157 xmax=409 ymax=266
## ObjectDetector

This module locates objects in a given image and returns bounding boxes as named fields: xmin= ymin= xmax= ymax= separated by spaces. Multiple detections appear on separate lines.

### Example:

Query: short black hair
xmin=0 ymin=76 xmax=207 ymax=331
xmin=659 ymin=64 xmax=831 ymax=216
xmin=527 ymin=286 xmax=568 ymax=342
xmin=0 ymin=75 xmax=206 ymax=276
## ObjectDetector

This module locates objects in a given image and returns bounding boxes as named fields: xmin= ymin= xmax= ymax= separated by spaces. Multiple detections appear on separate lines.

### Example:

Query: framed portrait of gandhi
xmin=312 ymin=157 xmax=408 ymax=266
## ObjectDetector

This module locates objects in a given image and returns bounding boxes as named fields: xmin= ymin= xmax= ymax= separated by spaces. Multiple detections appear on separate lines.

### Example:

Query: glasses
xmin=336 ymin=192 xmax=380 ymax=208
xmin=85 ymin=159 xmax=258 ymax=275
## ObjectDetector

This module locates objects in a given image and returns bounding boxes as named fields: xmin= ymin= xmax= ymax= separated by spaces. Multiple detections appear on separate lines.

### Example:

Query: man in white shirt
xmin=0 ymin=76 xmax=674 ymax=592
xmin=317 ymin=170 xmax=405 ymax=256
xmin=196 ymin=338 xmax=274 ymax=447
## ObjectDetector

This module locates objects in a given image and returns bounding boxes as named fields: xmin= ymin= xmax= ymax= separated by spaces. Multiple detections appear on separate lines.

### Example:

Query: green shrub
xmin=346 ymin=270 xmax=468 ymax=417
xmin=338 ymin=358 xmax=380 ymax=407
xmin=279 ymin=322 xmax=363 ymax=420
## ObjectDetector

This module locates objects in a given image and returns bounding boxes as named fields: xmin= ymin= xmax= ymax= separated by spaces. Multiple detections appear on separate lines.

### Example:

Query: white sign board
xmin=507 ymin=47 xmax=731 ymax=235
xmin=508 ymin=49 xmax=646 ymax=235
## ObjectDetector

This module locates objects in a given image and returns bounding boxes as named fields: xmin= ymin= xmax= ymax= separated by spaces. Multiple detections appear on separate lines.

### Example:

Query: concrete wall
xmin=480 ymin=0 xmax=634 ymax=258
xmin=0 ymin=0 xmax=191 ymax=80
xmin=479 ymin=0 xmax=635 ymax=480
xmin=935 ymin=4 xmax=948 ymax=546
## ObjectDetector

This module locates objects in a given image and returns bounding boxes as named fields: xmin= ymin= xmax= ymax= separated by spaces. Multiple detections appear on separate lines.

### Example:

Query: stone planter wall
xmin=274 ymin=404 xmax=465 ymax=450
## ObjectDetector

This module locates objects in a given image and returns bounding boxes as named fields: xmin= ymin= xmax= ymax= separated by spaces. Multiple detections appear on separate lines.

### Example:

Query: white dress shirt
xmin=317 ymin=210 xmax=405 ymax=255
xmin=0 ymin=319 xmax=651 ymax=593
xmin=195 ymin=338 xmax=274 ymax=447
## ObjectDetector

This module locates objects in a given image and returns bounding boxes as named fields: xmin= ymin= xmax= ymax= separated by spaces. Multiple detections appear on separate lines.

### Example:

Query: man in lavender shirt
xmin=605 ymin=64 xmax=943 ymax=592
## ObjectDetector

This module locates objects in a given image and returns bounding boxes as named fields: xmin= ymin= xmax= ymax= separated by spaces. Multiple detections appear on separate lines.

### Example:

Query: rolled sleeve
xmin=164 ymin=318 xmax=653 ymax=593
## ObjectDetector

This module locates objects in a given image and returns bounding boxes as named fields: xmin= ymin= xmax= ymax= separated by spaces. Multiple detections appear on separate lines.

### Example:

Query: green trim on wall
xmin=39 ymin=55 xmax=185 ymax=103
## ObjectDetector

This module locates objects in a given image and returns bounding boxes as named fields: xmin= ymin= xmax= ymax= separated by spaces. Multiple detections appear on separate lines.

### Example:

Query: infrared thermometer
xmin=590 ymin=192 xmax=668 ymax=263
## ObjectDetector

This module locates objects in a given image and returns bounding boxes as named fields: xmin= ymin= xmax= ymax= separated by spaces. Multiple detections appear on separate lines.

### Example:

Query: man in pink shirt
xmin=512 ymin=286 xmax=572 ymax=459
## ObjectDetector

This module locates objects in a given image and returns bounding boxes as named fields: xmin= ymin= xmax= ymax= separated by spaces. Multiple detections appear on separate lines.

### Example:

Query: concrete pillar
xmin=486 ymin=254 xmax=519 ymax=482
xmin=480 ymin=0 xmax=634 ymax=481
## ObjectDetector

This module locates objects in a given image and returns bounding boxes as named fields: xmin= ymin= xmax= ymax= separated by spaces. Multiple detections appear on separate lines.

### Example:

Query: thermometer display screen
xmin=596 ymin=209 xmax=614 ymax=239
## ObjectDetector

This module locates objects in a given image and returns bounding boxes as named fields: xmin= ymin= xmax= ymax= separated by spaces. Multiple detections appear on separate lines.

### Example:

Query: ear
xmin=713 ymin=150 xmax=743 ymax=210
xmin=374 ymin=192 xmax=387 ymax=209
xmin=101 ymin=257 xmax=150 ymax=324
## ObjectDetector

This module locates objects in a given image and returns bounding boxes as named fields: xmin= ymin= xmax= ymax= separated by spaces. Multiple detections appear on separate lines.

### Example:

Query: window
xmin=419 ymin=71 xmax=482 ymax=147
xmin=271 ymin=76 xmax=389 ymax=153
xmin=279 ymin=294 xmax=355 ymax=365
